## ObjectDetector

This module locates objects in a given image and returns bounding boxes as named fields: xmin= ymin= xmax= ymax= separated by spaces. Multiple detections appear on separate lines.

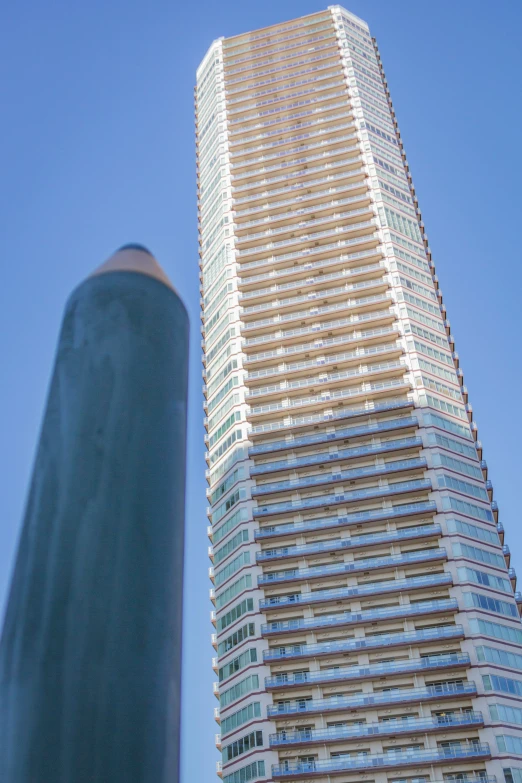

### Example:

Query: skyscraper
xmin=196 ymin=8 xmax=522 ymax=783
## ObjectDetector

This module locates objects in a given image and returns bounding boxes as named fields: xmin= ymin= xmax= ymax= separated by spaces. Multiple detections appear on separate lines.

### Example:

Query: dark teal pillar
xmin=0 ymin=246 xmax=189 ymax=783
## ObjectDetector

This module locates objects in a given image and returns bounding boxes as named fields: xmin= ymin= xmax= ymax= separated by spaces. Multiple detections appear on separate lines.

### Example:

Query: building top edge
xmin=196 ymin=38 xmax=224 ymax=80
xmin=220 ymin=8 xmax=333 ymax=50
xmin=329 ymin=4 xmax=370 ymax=30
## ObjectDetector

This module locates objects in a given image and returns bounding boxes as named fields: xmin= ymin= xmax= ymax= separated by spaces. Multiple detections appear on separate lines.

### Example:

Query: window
xmin=223 ymin=760 xmax=265 ymax=783
xmin=458 ymin=566 xmax=510 ymax=593
xmin=470 ymin=618 xmax=522 ymax=645
xmin=221 ymin=702 xmax=261 ymax=736
xmin=483 ymin=673 xmax=522 ymax=697
xmin=490 ymin=704 xmax=522 ymax=726
xmin=477 ymin=645 xmax=522 ymax=671
xmin=464 ymin=592 xmax=518 ymax=619
xmin=497 ymin=735 xmax=522 ymax=755
xmin=222 ymin=730 xmax=263 ymax=763
xmin=449 ymin=519 xmax=499 ymax=546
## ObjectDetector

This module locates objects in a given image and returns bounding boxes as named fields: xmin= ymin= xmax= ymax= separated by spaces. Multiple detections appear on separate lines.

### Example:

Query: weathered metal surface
xmin=0 ymin=251 xmax=189 ymax=783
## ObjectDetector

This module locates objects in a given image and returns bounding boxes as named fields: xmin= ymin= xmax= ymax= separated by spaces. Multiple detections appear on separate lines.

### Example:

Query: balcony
xmin=232 ymin=144 xmax=359 ymax=189
xmin=238 ymin=241 xmax=380 ymax=278
xmin=263 ymin=623 xmax=464 ymax=661
xmin=233 ymin=151 xmax=362 ymax=199
xmin=258 ymin=546 xmax=447 ymax=587
xmin=214 ymin=706 xmax=220 ymax=724
xmin=241 ymin=292 xmax=392 ymax=338
xmin=244 ymin=324 xmax=399 ymax=367
xmin=237 ymin=220 xmax=377 ymax=266
xmin=241 ymin=277 xmax=386 ymax=325
xmin=236 ymin=190 xmax=367 ymax=233
xmin=271 ymin=743 xmax=490 ymax=779
xmin=233 ymin=156 xmax=364 ymax=204
xmin=256 ymin=522 xmax=440 ymax=563
xmin=255 ymin=499 xmax=437 ymax=541
xmin=235 ymin=178 xmax=370 ymax=220
xmin=253 ymin=478 xmax=432 ymax=520
xmin=250 ymin=407 xmax=416 ymax=456
xmin=243 ymin=314 xmax=396 ymax=366
xmin=240 ymin=258 xmax=384 ymax=305
xmin=229 ymin=101 xmax=356 ymax=148
xmin=227 ymin=57 xmax=344 ymax=106
xmin=252 ymin=456 xmax=427 ymax=498
xmin=231 ymin=127 xmax=358 ymax=174
xmin=269 ymin=711 xmax=484 ymax=748
xmin=260 ymin=572 xmax=453 ymax=611
xmin=266 ymin=681 xmax=477 ymax=717
xmin=261 ymin=597 xmax=458 ymax=637
xmin=265 ymin=651 xmax=470 ymax=689
xmin=246 ymin=343 xmax=403 ymax=393
xmin=251 ymin=436 xmax=422 ymax=478
xmin=233 ymin=156 xmax=365 ymax=207
xmin=229 ymin=104 xmax=353 ymax=151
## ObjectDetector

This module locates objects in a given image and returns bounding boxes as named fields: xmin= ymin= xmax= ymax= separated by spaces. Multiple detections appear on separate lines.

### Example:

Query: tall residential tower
xmin=196 ymin=8 xmax=522 ymax=783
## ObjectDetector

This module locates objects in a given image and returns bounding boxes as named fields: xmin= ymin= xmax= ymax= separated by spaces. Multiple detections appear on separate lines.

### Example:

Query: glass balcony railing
xmin=227 ymin=47 xmax=337 ymax=90
xmin=251 ymin=436 xmax=422 ymax=476
xmin=235 ymin=178 xmax=367 ymax=219
xmin=269 ymin=711 xmax=484 ymax=747
xmin=231 ymin=99 xmax=354 ymax=148
xmin=238 ymin=215 xmax=374 ymax=260
xmin=227 ymin=66 xmax=342 ymax=109
xmin=242 ymin=276 xmax=384 ymax=321
xmin=233 ymin=163 xmax=366 ymax=207
xmin=227 ymin=59 xmax=340 ymax=101
xmin=261 ymin=597 xmax=458 ymax=636
xmin=238 ymin=218 xmax=374 ymax=261
xmin=255 ymin=499 xmax=437 ymax=540
xmin=240 ymin=244 xmax=380 ymax=281
xmin=256 ymin=522 xmax=440 ymax=562
xmin=233 ymin=152 xmax=362 ymax=195
xmin=237 ymin=190 xmax=364 ymax=232
xmin=249 ymin=378 xmax=410 ymax=422
xmin=241 ymin=292 xmax=390 ymax=333
xmin=244 ymin=307 xmax=395 ymax=353
xmin=230 ymin=109 xmax=354 ymax=154
xmin=266 ymin=681 xmax=477 ymax=716
xmin=252 ymin=456 xmax=426 ymax=497
xmin=233 ymin=134 xmax=358 ymax=179
xmin=259 ymin=572 xmax=453 ymax=611
xmin=228 ymin=78 xmax=347 ymax=122
xmin=266 ymin=652 xmax=470 ymax=689
xmin=258 ymin=546 xmax=446 ymax=586
xmin=241 ymin=261 xmax=384 ymax=303
xmin=233 ymin=146 xmax=360 ymax=190
xmin=264 ymin=624 xmax=464 ymax=662
xmin=244 ymin=325 xmax=399 ymax=365
xmin=230 ymin=97 xmax=352 ymax=141
xmin=246 ymin=340 xmax=398 ymax=384
xmin=241 ymin=260 xmax=382 ymax=304
xmin=249 ymin=408 xmax=416 ymax=456
xmin=226 ymin=34 xmax=336 ymax=74
xmin=249 ymin=398 xmax=413 ymax=439
xmin=271 ymin=743 xmax=490 ymax=778
xmin=253 ymin=478 xmax=432 ymax=518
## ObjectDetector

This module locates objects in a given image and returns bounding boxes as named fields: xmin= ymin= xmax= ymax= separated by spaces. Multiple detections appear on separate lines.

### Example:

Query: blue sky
xmin=1 ymin=1 xmax=521 ymax=780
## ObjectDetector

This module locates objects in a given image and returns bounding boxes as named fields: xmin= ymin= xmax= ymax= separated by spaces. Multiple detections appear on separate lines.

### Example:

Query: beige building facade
xmin=195 ymin=8 xmax=522 ymax=783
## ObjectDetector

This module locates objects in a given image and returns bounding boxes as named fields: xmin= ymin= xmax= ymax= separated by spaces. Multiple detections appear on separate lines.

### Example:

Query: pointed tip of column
xmin=89 ymin=245 xmax=177 ymax=293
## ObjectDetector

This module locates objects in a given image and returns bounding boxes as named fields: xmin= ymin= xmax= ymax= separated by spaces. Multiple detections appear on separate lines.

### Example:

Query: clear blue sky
xmin=1 ymin=1 xmax=521 ymax=780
